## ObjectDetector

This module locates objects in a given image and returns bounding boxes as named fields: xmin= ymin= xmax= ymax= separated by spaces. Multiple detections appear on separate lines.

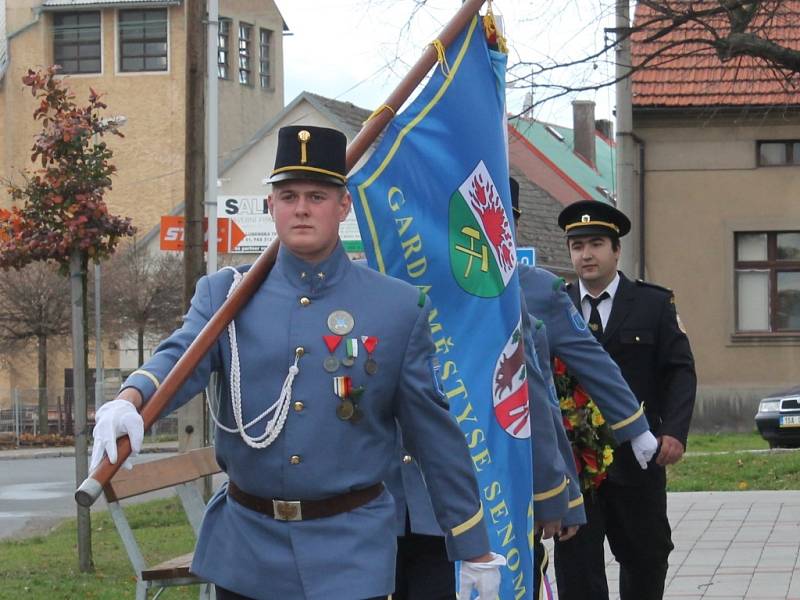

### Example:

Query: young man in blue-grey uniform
xmin=90 ymin=125 xmax=504 ymax=600
xmin=553 ymin=200 xmax=696 ymax=600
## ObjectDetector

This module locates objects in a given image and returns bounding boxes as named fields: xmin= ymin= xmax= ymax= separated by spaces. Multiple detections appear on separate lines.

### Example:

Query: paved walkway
xmin=544 ymin=490 xmax=800 ymax=599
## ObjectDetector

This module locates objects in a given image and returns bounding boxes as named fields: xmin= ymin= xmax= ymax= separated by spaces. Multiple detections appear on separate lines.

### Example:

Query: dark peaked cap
xmin=557 ymin=199 xmax=631 ymax=238
xmin=267 ymin=125 xmax=347 ymax=186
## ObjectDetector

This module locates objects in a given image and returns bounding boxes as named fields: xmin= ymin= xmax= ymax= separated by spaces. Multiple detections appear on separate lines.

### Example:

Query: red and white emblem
xmin=492 ymin=319 xmax=530 ymax=438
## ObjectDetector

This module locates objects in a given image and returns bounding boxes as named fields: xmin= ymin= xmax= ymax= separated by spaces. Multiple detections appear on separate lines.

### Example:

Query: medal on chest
xmin=333 ymin=375 xmax=364 ymax=423
xmin=323 ymin=335 xmax=342 ymax=372
xmin=361 ymin=336 xmax=379 ymax=375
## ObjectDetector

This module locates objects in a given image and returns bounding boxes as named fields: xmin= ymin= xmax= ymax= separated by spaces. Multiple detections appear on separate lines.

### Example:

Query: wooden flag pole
xmin=76 ymin=0 xmax=487 ymax=507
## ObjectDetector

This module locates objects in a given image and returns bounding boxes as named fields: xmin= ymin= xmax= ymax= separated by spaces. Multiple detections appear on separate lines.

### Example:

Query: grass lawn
xmin=685 ymin=431 xmax=769 ymax=453
xmin=668 ymin=433 xmax=800 ymax=492
xmin=0 ymin=497 xmax=197 ymax=599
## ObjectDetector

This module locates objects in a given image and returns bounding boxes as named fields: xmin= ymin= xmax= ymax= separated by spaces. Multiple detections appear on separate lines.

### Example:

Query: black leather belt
xmin=227 ymin=481 xmax=384 ymax=521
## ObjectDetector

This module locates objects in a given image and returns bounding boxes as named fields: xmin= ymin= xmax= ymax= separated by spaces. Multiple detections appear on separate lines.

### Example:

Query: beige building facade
xmin=0 ymin=0 xmax=285 ymax=406
xmin=634 ymin=109 xmax=800 ymax=427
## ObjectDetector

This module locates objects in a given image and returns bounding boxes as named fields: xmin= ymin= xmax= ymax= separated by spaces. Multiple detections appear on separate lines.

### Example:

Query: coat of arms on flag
xmin=450 ymin=160 xmax=516 ymax=298
xmin=493 ymin=318 xmax=530 ymax=438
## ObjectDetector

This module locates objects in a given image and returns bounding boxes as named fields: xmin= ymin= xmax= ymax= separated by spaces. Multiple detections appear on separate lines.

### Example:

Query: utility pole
xmin=615 ymin=0 xmax=640 ymax=276
xmin=179 ymin=0 xmax=208 ymax=453
xmin=206 ymin=0 xmax=219 ymax=275
xmin=203 ymin=0 xmax=220 ymax=477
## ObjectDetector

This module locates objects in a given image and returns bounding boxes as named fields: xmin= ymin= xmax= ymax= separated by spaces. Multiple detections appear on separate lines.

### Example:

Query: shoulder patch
xmin=552 ymin=277 xmax=566 ymax=292
xmin=417 ymin=289 xmax=427 ymax=307
xmin=429 ymin=356 xmax=445 ymax=398
xmin=635 ymin=279 xmax=672 ymax=294
xmin=567 ymin=304 xmax=587 ymax=332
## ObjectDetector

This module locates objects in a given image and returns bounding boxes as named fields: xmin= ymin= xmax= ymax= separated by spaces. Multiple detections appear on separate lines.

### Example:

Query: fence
xmin=0 ymin=386 xmax=177 ymax=445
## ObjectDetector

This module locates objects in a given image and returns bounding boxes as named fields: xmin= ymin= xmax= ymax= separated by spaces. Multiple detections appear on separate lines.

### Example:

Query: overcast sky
xmin=276 ymin=0 xmax=621 ymax=128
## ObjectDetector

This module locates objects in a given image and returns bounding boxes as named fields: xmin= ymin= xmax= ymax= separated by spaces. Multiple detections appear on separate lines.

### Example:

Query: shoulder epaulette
xmin=635 ymin=279 xmax=672 ymax=294
xmin=552 ymin=277 xmax=566 ymax=292
xmin=417 ymin=289 xmax=427 ymax=307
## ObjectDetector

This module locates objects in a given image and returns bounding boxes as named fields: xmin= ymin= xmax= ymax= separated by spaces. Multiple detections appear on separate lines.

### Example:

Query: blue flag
xmin=348 ymin=15 xmax=534 ymax=599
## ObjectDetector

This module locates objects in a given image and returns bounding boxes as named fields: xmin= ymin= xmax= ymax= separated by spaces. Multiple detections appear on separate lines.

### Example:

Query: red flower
xmin=593 ymin=471 xmax=608 ymax=487
xmin=581 ymin=448 xmax=599 ymax=472
xmin=573 ymin=448 xmax=582 ymax=474
xmin=573 ymin=385 xmax=589 ymax=408
xmin=562 ymin=415 xmax=573 ymax=431
xmin=553 ymin=357 xmax=567 ymax=376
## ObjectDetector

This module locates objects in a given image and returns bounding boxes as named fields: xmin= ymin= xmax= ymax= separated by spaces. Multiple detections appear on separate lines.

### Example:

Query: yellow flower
xmin=603 ymin=446 xmax=614 ymax=466
xmin=591 ymin=408 xmax=605 ymax=427
xmin=568 ymin=413 xmax=580 ymax=427
xmin=560 ymin=397 xmax=576 ymax=411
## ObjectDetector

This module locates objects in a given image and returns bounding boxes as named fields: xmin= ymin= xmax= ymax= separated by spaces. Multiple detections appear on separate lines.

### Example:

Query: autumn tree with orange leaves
xmin=0 ymin=66 xmax=135 ymax=573
xmin=0 ymin=66 xmax=134 ymax=267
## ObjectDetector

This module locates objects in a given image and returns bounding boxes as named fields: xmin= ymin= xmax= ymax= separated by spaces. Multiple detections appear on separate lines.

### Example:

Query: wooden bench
xmin=103 ymin=446 xmax=221 ymax=600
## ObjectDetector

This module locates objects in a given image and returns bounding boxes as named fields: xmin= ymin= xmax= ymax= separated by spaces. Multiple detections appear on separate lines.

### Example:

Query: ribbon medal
xmin=342 ymin=338 xmax=359 ymax=367
xmin=361 ymin=336 xmax=379 ymax=375
xmin=323 ymin=335 xmax=342 ymax=372
xmin=333 ymin=375 xmax=364 ymax=422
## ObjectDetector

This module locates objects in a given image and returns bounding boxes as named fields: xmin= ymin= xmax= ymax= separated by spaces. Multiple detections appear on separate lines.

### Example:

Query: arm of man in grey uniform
xmin=522 ymin=266 xmax=650 ymax=444
xmin=520 ymin=307 xmax=572 ymax=538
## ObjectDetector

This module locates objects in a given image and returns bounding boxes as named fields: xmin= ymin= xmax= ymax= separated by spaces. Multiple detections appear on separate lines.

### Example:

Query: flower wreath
xmin=553 ymin=357 xmax=616 ymax=492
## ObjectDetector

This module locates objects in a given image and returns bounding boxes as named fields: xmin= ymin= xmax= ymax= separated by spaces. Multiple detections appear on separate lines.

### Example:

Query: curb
xmin=0 ymin=442 xmax=179 ymax=460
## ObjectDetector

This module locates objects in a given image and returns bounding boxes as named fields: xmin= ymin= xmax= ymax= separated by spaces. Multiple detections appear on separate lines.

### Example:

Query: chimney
xmin=572 ymin=100 xmax=596 ymax=168
xmin=595 ymin=119 xmax=614 ymax=140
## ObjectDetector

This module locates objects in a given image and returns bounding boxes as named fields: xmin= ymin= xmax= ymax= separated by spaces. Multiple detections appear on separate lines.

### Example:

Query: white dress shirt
xmin=579 ymin=272 xmax=620 ymax=330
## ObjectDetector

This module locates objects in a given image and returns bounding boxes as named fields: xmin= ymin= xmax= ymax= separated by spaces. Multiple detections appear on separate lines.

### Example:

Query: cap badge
xmin=297 ymin=129 xmax=311 ymax=164
xmin=581 ymin=214 xmax=591 ymax=223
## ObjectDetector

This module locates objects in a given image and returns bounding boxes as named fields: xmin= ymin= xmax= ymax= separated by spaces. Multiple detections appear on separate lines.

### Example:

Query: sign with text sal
xmin=219 ymin=195 xmax=364 ymax=254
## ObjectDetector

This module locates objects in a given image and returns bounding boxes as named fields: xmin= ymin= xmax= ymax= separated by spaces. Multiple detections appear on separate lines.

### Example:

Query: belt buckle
xmin=273 ymin=499 xmax=302 ymax=521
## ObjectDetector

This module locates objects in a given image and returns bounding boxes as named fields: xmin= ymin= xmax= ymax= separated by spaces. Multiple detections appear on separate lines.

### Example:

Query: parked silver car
xmin=755 ymin=385 xmax=800 ymax=448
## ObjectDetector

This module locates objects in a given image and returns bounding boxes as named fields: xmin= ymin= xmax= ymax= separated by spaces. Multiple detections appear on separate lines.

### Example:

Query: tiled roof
xmin=511 ymin=166 xmax=572 ymax=274
xmin=221 ymin=91 xmax=371 ymax=175
xmin=631 ymin=1 xmax=800 ymax=108
xmin=302 ymin=92 xmax=372 ymax=136
xmin=509 ymin=117 xmax=616 ymax=205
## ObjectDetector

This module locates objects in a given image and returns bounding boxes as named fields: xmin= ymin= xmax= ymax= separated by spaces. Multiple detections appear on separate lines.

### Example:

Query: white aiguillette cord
xmin=206 ymin=267 xmax=301 ymax=449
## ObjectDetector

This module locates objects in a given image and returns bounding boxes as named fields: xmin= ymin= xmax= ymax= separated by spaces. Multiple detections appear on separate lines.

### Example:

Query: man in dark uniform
xmin=553 ymin=200 xmax=697 ymax=600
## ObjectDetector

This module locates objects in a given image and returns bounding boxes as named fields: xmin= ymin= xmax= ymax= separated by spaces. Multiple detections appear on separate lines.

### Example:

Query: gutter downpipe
xmin=632 ymin=133 xmax=646 ymax=280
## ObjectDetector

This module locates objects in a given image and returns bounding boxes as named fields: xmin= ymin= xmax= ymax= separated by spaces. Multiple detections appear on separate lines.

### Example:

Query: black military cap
xmin=267 ymin=125 xmax=347 ymax=186
xmin=509 ymin=177 xmax=521 ymax=220
xmin=557 ymin=199 xmax=631 ymax=238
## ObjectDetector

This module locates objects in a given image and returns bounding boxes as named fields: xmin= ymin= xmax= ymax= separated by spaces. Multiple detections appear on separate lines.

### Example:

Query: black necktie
xmin=586 ymin=292 xmax=610 ymax=339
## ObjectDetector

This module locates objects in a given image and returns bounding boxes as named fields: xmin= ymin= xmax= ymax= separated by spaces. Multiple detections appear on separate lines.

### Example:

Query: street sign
xmin=218 ymin=195 xmax=363 ymax=254
xmin=159 ymin=216 xmax=246 ymax=253
xmin=516 ymin=246 xmax=536 ymax=266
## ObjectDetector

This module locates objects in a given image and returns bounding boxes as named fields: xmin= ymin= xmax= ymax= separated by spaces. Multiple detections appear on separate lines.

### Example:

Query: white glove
xmin=631 ymin=430 xmax=658 ymax=469
xmin=458 ymin=552 xmax=506 ymax=600
xmin=90 ymin=399 xmax=144 ymax=472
